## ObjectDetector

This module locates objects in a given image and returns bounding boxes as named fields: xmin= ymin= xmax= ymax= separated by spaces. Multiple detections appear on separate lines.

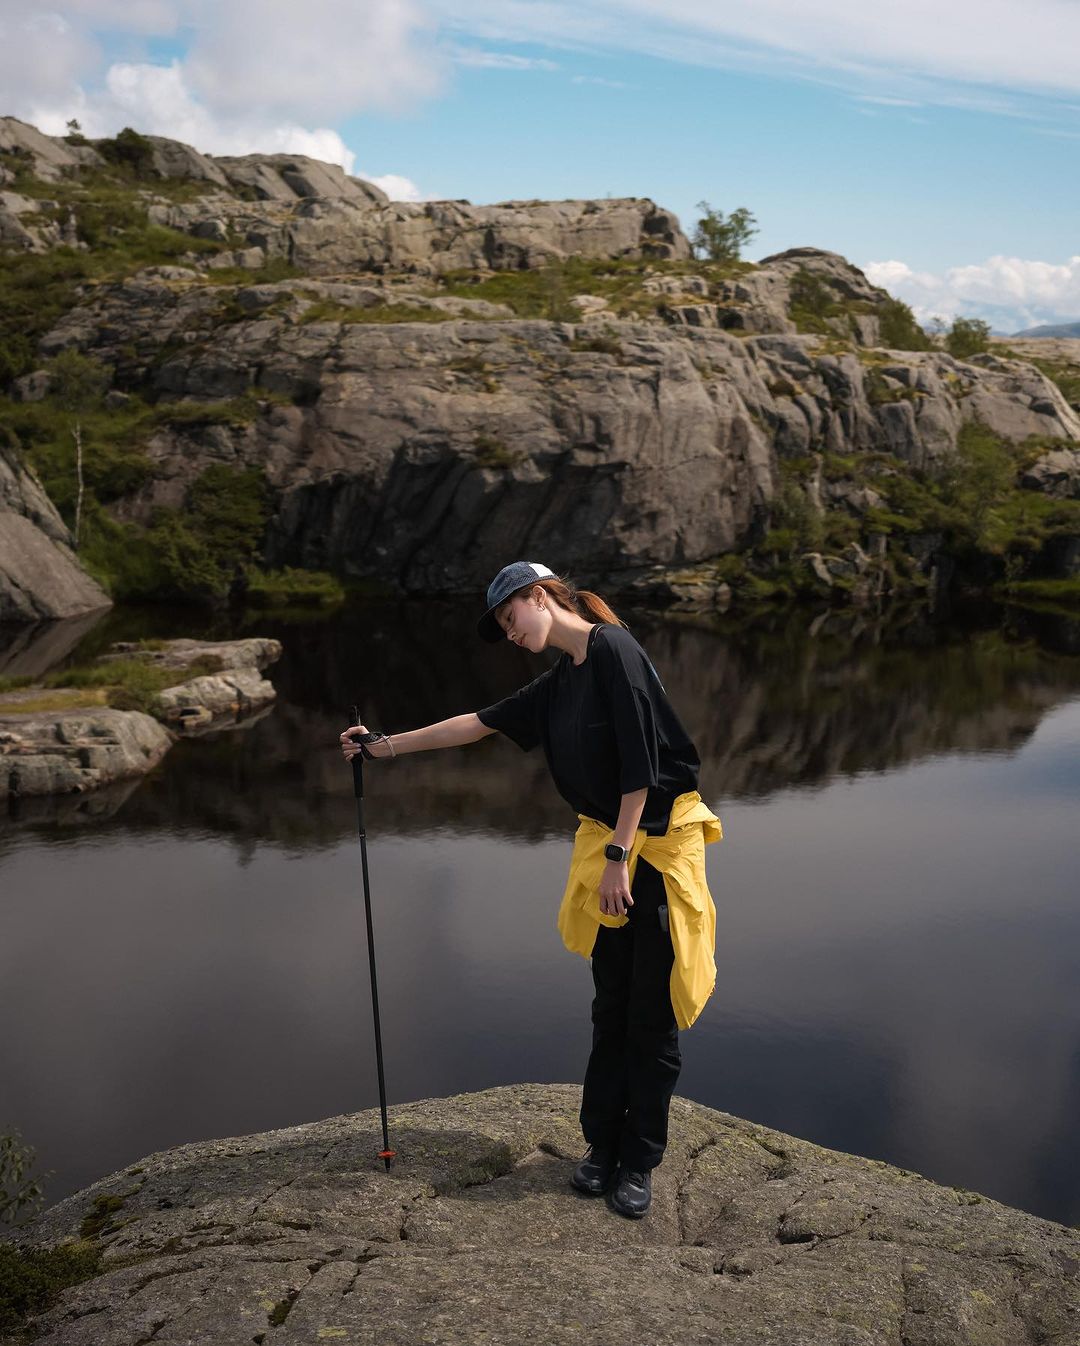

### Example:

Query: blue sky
xmin=6 ymin=1 xmax=1080 ymax=332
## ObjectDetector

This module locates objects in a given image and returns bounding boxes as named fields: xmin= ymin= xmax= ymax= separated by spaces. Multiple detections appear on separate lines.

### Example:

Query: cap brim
xmin=477 ymin=609 xmax=503 ymax=642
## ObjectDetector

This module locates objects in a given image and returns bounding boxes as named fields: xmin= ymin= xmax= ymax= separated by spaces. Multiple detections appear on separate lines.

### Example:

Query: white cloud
xmin=429 ymin=0 xmax=1080 ymax=114
xmin=27 ymin=59 xmax=428 ymax=200
xmin=451 ymin=47 xmax=558 ymax=69
xmin=5 ymin=0 xmax=440 ymax=200
xmin=571 ymin=74 xmax=630 ymax=89
xmin=865 ymin=255 xmax=1080 ymax=334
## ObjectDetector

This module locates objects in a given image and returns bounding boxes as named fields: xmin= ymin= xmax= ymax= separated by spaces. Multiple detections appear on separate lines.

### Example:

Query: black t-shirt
xmin=476 ymin=623 xmax=700 ymax=834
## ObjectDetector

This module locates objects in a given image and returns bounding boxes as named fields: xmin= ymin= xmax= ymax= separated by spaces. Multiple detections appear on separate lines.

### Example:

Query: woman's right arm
xmin=340 ymin=713 xmax=496 ymax=761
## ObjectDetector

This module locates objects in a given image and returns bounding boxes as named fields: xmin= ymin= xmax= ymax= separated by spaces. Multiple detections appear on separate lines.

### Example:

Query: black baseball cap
xmin=476 ymin=561 xmax=556 ymax=642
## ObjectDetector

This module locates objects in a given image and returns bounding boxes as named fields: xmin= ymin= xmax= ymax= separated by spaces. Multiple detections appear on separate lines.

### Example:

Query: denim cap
xmin=477 ymin=561 xmax=556 ymax=642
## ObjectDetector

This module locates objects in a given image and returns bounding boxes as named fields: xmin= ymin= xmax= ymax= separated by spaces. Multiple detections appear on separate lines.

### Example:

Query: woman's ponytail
xmin=515 ymin=574 xmax=628 ymax=629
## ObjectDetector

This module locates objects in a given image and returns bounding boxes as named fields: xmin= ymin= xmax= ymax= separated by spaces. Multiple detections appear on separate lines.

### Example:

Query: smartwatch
xmin=604 ymin=843 xmax=630 ymax=863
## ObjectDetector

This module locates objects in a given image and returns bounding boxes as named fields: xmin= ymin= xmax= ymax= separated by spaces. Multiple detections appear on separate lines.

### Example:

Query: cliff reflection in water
xmin=4 ymin=597 xmax=1080 ymax=842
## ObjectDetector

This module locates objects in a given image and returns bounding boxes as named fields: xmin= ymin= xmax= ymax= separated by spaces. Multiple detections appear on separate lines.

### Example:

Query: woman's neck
xmin=546 ymin=609 xmax=598 ymax=665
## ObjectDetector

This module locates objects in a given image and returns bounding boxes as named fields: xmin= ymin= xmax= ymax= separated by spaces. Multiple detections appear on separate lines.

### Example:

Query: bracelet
xmin=359 ymin=732 xmax=396 ymax=760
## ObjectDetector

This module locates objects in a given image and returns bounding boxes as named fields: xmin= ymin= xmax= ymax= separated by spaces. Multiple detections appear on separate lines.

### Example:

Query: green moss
xmin=0 ymin=1238 xmax=104 ymax=1335
xmin=246 ymin=567 xmax=345 ymax=608
xmin=994 ymin=578 xmax=1080 ymax=607
xmin=864 ymin=367 xmax=924 ymax=406
xmin=39 ymin=653 xmax=226 ymax=717
xmin=472 ymin=433 xmax=524 ymax=468
xmin=78 ymin=1193 xmax=128 ymax=1240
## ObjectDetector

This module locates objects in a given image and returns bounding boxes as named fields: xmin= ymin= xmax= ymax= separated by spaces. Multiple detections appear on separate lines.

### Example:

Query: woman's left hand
xmin=598 ymin=860 xmax=634 ymax=916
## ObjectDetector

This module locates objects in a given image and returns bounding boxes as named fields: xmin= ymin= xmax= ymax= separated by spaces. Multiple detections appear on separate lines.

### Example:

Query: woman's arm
xmin=341 ymin=713 xmax=495 ymax=761
xmin=611 ymin=787 xmax=648 ymax=851
xmin=598 ymin=787 xmax=649 ymax=916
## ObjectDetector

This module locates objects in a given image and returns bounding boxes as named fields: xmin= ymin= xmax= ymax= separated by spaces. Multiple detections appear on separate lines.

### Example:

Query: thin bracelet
xmin=359 ymin=732 xmax=396 ymax=761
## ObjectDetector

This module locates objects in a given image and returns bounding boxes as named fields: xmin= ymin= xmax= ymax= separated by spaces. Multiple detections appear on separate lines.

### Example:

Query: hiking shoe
xmin=608 ymin=1165 xmax=652 ymax=1218
xmin=570 ymin=1144 xmax=619 ymax=1195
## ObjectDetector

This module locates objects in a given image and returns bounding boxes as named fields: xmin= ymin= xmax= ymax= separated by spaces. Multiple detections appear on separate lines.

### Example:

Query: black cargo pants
xmin=579 ymin=854 xmax=681 ymax=1172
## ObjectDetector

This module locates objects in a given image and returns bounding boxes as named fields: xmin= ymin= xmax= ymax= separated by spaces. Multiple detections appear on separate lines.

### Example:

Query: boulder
xmin=6 ymin=1083 xmax=1077 ymax=1346
xmin=212 ymin=153 xmax=389 ymax=206
xmin=1021 ymin=447 xmax=1080 ymax=498
xmin=0 ymin=707 xmax=171 ymax=798
xmin=0 ymin=115 xmax=102 ymax=181
xmin=0 ymin=446 xmax=112 ymax=623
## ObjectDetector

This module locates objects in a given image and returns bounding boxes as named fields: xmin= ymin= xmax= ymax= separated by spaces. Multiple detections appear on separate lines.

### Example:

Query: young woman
xmin=339 ymin=560 xmax=722 ymax=1219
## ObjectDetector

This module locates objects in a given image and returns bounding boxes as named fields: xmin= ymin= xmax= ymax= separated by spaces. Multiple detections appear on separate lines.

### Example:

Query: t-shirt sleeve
xmin=476 ymin=671 xmax=548 ymax=752
xmin=594 ymin=631 xmax=662 ymax=793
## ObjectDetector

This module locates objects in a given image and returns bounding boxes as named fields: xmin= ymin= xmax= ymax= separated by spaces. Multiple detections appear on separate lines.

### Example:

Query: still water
xmin=2 ymin=598 xmax=1078 ymax=1229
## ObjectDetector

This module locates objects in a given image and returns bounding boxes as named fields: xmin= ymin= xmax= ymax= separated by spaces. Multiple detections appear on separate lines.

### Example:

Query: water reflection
xmin=1 ymin=598 xmax=1078 ymax=1232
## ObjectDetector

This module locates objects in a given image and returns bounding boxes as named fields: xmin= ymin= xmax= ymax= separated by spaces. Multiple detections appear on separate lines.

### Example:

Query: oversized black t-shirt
xmin=476 ymin=623 xmax=700 ymax=834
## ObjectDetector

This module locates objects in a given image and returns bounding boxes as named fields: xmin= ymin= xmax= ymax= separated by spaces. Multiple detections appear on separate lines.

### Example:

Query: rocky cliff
xmin=2 ymin=1084 xmax=1077 ymax=1345
xmin=0 ymin=445 xmax=111 ymax=622
xmin=2 ymin=117 xmax=1079 ymax=619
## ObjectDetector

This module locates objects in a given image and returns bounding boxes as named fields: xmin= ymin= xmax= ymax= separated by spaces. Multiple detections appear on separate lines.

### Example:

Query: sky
xmin=3 ymin=1 xmax=1080 ymax=333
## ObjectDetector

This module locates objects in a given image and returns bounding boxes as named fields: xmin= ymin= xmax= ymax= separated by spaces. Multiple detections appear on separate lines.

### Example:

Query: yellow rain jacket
xmin=557 ymin=789 xmax=723 ymax=1030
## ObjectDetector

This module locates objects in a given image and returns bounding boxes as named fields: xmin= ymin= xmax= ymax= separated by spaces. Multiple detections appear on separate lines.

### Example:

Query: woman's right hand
xmin=340 ymin=724 xmax=373 ymax=762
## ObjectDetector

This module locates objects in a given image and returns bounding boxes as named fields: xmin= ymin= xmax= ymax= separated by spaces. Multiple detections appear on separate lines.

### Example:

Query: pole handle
xmin=350 ymin=704 xmax=365 ymax=799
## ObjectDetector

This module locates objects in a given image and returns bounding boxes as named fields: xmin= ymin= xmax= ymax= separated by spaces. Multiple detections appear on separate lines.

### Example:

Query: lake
xmin=1 ymin=595 xmax=1078 ymax=1230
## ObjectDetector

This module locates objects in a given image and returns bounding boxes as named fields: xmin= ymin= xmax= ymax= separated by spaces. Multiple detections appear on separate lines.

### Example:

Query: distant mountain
xmin=1012 ymin=321 xmax=1080 ymax=338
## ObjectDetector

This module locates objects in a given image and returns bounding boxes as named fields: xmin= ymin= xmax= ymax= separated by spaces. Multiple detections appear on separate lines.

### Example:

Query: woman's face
xmin=494 ymin=590 xmax=548 ymax=651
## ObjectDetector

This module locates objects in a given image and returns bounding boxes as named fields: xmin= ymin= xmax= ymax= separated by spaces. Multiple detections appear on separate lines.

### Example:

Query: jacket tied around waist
xmin=557 ymin=789 xmax=723 ymax=1030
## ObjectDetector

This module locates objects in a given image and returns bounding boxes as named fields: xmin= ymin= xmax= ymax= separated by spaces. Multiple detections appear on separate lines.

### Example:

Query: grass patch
xmin=864 ymin=367 xmax=925 ymax=406
xmin=199 ymin=258 xmax=305 ymax=286
xmin=152 ymin=389 xmax=290 ymax=428
xmin=472 ymin=433 xmax=524 ymax=468
xmin=246 ymin=567 xmax=345 ymax=608
xmin=0 ymin=1238 xmax=104 ymax=1336
xmin=0 ymin=689 xmax=108 ymax=714
xmin=0 ymin=653 xmax=228 ymax=717
xmin=441 ymin=255 xmax=753 ymax=322
xmin=995 ymin=577 xmax=1080 ymax=606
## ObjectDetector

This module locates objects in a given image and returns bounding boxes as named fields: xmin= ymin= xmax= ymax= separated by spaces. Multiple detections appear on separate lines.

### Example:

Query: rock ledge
xmin=4 ymin=1084 xmax=1077 ymax=1345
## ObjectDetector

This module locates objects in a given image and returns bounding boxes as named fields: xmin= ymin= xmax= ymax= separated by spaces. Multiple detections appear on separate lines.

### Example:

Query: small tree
xmin=48 ymin=351 xmax=110 ymax=548
xmin=691 ymin=201 xmax=758 ymax=263
xmin=946 ymin=316 xmax=992 ymax=359
xmin=1 ymin=1127 xmax=51 ymax=1228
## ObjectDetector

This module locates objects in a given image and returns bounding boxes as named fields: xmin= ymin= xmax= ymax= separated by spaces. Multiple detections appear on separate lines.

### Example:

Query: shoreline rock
xmin=3 ymin=1083 xmax=1077 ymax=1345
xmin=0 ymin=637 xmax=282 ymax=797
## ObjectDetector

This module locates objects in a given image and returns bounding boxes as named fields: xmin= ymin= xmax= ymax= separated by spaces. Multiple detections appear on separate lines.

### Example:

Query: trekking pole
xmin=349 ymin=705 xmax=395 ymax=1172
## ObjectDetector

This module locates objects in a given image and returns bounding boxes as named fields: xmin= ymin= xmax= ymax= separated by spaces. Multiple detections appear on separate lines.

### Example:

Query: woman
xmin=339 ymin=560 xmax=722 ymax=1219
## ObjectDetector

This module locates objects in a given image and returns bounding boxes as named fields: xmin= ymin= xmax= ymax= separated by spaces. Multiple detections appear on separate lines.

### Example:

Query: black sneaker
xmin=570 ymin=1143 xmax=619 ymax=1195
xmin=608 ymin=1165 xmax=652 ymax=1218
